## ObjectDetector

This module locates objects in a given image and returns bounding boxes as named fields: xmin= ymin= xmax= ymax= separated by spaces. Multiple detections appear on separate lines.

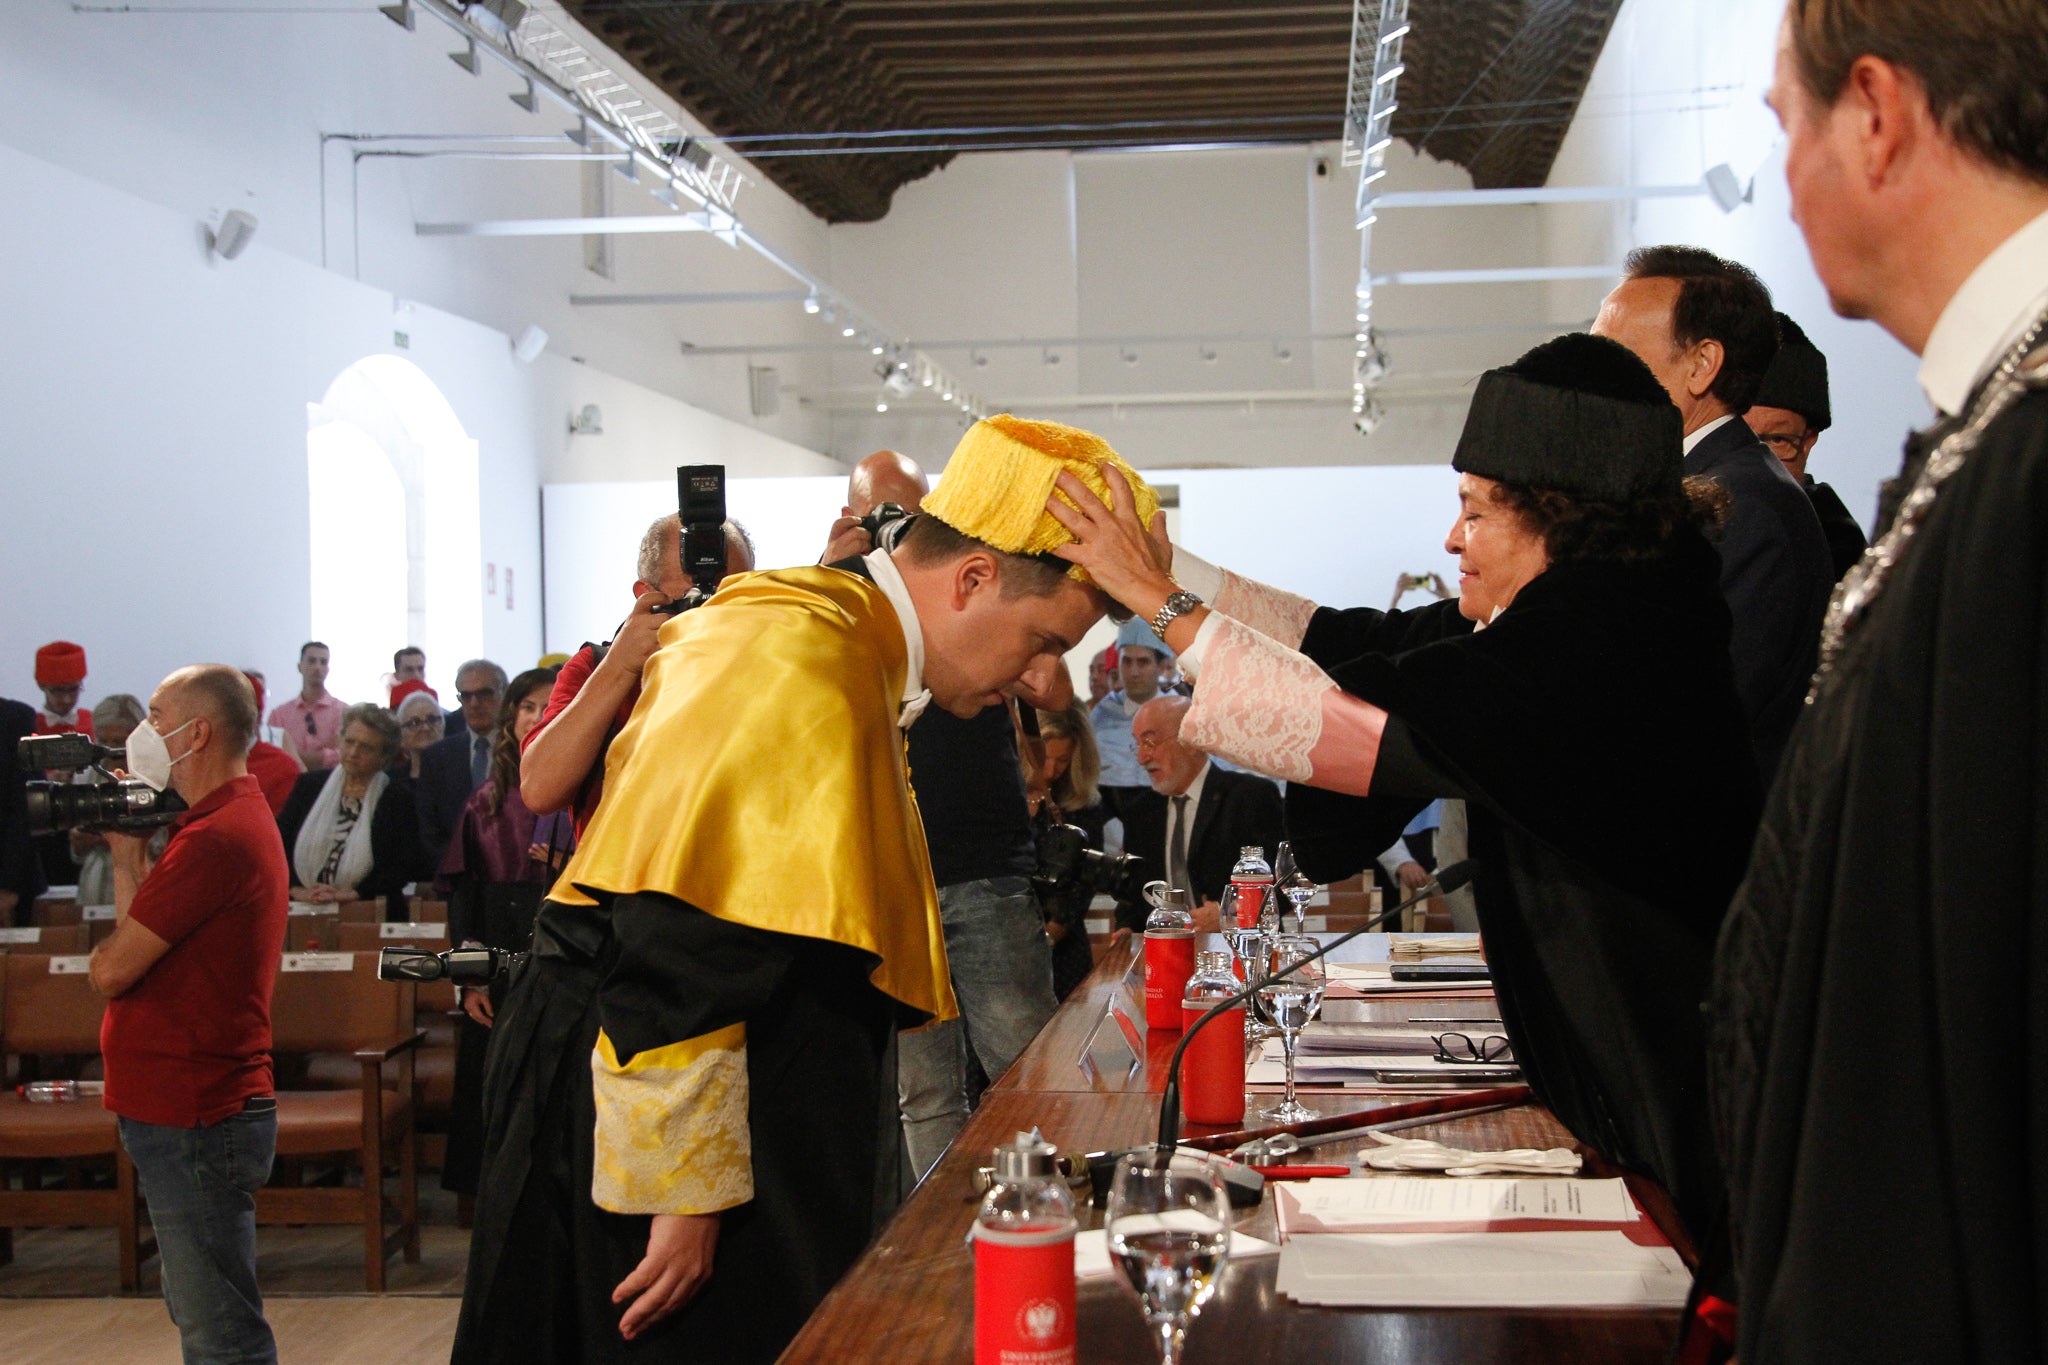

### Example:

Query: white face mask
xmin=127 ymin=717 xmax=195 ymax=792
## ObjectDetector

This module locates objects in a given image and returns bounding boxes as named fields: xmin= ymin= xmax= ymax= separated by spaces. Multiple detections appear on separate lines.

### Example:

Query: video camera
xmin=651 ymin=464 xmax=730 ymax=616
xmin=1033 ymin=821 xmax=1149 ymax=904
xmin=376 ymin=944 xmax=523 ymax=986
xmin=17 ymin=734 xmax=188 ymax=836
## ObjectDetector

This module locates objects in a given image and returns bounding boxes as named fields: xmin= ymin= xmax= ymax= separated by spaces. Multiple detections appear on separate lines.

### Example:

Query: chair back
xmin=336 ymin=921 xmax=449 ymax=953
xmin=1 ymin=953 xmax=107 ymax=1054
xmin=0 ymin=925 xmax=90 ymax=953
xmin=270 ymin=952 xmax=414 ymax=1053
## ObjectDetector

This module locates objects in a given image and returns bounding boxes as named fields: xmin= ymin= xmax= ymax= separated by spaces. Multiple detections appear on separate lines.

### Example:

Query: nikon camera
xmin=18 ymin=734 xmax=187 ymax=836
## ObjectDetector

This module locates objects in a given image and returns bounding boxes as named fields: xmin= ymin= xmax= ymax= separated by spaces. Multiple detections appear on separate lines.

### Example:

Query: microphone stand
xmin=1155 ymin=859 xmax=1479 ymax=1151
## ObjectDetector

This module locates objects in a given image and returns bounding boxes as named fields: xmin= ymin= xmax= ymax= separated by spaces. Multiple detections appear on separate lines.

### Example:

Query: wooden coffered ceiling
xmin=566 ymin=0 xmax=1626 ymax=223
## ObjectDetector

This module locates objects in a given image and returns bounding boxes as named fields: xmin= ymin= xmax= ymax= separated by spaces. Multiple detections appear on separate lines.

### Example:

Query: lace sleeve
xmin=1212 ymin=569 xmax=1319 ymax=649
xmin=1180 ymin=615 xmax=1388 ymax=793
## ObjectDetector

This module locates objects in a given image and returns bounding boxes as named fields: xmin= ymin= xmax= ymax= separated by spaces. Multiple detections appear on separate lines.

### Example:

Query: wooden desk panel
xmin=783 ymin=935 xmax=1684 ymax=1363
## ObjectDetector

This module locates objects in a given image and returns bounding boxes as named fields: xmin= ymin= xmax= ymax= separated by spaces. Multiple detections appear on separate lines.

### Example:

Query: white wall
xmin=542 ymin=467 xmax=1463 ymax=679
xmin=1537 ymin=0 xmax=1929 ymax=529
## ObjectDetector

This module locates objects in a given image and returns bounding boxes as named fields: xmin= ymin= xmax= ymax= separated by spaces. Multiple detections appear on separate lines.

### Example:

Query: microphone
xmin=1155 ymin=859 xmax=1478 ymax=1151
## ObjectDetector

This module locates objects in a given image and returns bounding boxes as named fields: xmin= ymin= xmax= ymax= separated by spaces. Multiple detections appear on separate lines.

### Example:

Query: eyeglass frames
xmin=1431 ymin=1031 xmax=1512 ymax=1064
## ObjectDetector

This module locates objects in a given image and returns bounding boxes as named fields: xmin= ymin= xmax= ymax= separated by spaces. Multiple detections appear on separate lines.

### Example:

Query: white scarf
xmin=293 ymin=766 xmax=388 ymax=891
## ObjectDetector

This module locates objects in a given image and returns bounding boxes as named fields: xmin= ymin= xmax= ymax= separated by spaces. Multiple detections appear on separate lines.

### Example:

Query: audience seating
xmin=265 ymin=951 xmax=423 ymax=1292
xmin=0 ymin=925 xmax=90 ymax=954
xmin=332 ymin=923 xmax=458 ymax=1167
xmin=0 ymin=952 xmax=151 ymax=1291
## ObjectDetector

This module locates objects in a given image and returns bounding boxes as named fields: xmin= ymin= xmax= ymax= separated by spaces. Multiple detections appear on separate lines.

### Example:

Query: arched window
xmin=306 ymin=356 xmax=481 ymax=704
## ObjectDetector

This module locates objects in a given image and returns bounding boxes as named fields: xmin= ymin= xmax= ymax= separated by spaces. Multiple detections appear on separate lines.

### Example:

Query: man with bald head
xmin=1115 ymin=694 xmax=1282 ymax=933
xmin=92 ymin=664 xmax=288 ymax=1363
xmin=822 ymin=449 xmax=930 ymax=563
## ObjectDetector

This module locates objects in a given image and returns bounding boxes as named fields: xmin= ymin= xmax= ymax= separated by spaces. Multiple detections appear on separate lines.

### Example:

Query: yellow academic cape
xmin=554 ymin=565 xmax=956 ymax=1024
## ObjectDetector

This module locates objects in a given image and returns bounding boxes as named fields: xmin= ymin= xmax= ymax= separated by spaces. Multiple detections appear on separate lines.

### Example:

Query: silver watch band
xmin=1150 ymin=589 xmax=1203 ymax=639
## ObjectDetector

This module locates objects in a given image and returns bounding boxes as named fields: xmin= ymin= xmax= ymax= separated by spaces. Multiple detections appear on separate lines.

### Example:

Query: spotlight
xmin=803 ymin=292 xmax=821 ymax=315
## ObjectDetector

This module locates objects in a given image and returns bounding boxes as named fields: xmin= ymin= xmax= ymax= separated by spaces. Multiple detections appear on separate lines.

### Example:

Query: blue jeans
xmin=119 ymin=1104 xmax=278 ymax=1365
xmin=898 ymin=876 xmax=1057 ymax=1182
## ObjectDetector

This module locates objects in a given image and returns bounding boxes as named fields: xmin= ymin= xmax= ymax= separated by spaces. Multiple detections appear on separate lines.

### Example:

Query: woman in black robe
xmin=1049 ymin=333 xmax=1761 ymax=1237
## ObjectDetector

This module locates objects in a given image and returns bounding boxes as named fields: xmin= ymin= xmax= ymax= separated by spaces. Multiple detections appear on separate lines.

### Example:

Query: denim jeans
xmin=898 ymin=875 xmax=1056 ymax=1183
xmin=119 ymin=1104 xmax=279 ymax=1365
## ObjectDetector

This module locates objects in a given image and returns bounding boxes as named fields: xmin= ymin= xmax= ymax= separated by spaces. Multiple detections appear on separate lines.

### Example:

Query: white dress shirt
xmin=1920 ymin=207 xmax=2048 ymax=417
xmin=1682 ymin=412 xmax=1738 ymax=457
xmin=861 ymin=548 xmax=931 ymax=727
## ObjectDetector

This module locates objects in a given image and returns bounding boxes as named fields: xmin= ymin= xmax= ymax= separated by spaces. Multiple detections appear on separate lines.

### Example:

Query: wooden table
xmin=781 ymin=937 xmax=1686 ymax=1363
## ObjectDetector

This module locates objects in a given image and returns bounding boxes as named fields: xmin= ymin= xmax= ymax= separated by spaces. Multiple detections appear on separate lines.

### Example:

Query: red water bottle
xmin=1229 ymin=845 xmax=1274 ymax=929
xmin=1180 ymin=951 xmax=1246 ymax=1126
xmin=1143 ymin=889 xmax=1197 ymax=1031
xmin=974 ymin=1129 xmax=1077 ymax=1365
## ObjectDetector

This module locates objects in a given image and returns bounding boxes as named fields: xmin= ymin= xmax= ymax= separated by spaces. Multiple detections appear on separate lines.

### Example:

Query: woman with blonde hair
xmin=1030 ymin=699 xmax=1105 ymax=999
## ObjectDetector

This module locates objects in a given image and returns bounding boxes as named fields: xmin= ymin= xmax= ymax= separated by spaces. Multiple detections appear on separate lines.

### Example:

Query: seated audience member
xmin=0 ymin=698 xmax=45 ymax=924
xmin=1593 ymin=246 xmax=1832 ymax=783
xmin=277 ymin=702 xmax=426 ymax=918
xmin=1114 ymin=694 xmax=1283 ymax=932
xmin=269 ymin=641 xmax=344 ymax=769
xmin=417 ymin=660 xmax=506 ymax=868
xmin=440 ymin=666 xmax=571 ymax=1198
xmin=521 ymin=515 xmax=755 ymax=834
xmin=1745 ymin=311 xmax=1867 ymax=580
xmin=239 ymin=673 xmax=303 ymax=816
xmin=1090 ymin=620 xmax=1171 ymax=820
xmin=1031 ymin=700 xmax=1106 ymax=999
xmin=73 ymin=694 xmax=148 ymax=906
xmin=29 ymin=640 xmax=92 ymax=884
xmin=390 ymin=681 xmax=444 ymax=784
xmin=32 ymin=640 xmax=92 ymax=738
xmin=1055 ymin=332 xmax=1761 ymax=1239
xmin=1085 ymin=646 xmax=1115 ymax=709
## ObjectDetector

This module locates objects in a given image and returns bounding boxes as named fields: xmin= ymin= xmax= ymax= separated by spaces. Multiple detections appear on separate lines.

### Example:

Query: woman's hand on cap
xmin=1046 ymin=464 xmax=1178 ymax=612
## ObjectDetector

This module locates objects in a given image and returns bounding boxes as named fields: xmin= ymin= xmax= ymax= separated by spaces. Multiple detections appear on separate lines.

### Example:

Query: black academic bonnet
xmin=1452 ymin=332 xmax=1685 ymax=504
xmin=1750 ymin=311 xmax=1831 ymax=432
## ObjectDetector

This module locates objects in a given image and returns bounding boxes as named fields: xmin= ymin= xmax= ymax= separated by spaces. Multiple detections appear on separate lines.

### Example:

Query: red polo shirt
xmin=102 ymin=774 xmax=288 ymax=1128
xmin=523 ymin=642 xmax=638 ymax=838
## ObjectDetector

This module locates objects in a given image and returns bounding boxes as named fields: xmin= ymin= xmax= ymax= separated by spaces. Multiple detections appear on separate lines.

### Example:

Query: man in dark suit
xmin=1114 ymin=694 xmax=1283 ymax=932
xmin=417 ymin=658 xmax=505 ymax=869
xmin=1593 ymin=246 xmax=1833 ymax=783
xmin=1745 ymin=311 xmax=1868 ymax=581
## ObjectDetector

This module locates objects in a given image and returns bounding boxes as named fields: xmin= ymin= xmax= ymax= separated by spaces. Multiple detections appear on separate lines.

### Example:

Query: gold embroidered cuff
xmin=590 ymin=1023 xmax=753 ymax=1216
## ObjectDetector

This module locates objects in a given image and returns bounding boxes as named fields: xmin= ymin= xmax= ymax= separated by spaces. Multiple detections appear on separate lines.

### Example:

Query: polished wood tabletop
xmin=779 ymin=937 xmax=1685 ymax=1364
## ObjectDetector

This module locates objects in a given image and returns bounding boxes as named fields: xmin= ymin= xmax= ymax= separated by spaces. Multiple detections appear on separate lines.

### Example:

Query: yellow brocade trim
xmin=553 ymin=567 xmax=956 ymax=1022
xmin=591 ymin=1024 xmax=752 ymax=1215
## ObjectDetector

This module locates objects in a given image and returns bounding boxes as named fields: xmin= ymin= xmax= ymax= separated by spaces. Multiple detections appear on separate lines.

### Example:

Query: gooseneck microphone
xmin=1155 ymin=859 xmax=1479 ymax=1151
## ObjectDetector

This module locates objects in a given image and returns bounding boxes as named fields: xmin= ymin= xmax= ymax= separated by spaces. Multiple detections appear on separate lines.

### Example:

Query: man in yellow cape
xmin=455 ymin=416 xmax=1158 ymax=1364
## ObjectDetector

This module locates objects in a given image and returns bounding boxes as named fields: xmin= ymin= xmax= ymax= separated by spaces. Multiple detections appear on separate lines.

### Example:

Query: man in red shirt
xmin=520 ymin=513 xmax=754 ymax=835
xmin=92 ymin=663 xmax=288 ymax=1364
xmin=240 ymin=672 xmax=303 ymax=816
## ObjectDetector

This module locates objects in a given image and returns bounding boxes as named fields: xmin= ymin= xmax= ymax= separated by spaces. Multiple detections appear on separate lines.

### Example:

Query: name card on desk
xmin=380 ymin=921 xmax=446 ymax=939
xmin=0 ymin=928 xmax=43 ymax=944
xmin=288 ymin=902 xmax=330 ymax=916
xmin=81 ymin=905 xmax=116 ymax=921
xmin=281 ymin=952 xmax=352 ymax=973
xmin=48 ymin=956 xmax=92 ymax=974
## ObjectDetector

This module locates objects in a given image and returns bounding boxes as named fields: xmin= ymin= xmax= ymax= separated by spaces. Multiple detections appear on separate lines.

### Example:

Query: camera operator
xmin=825 ymin=450 xmax=1068 ymax=1186
xmin=88 ymin=664 xmax=287 ymax=1364
xmin=520 ymin=511 xmax=755 ymax=836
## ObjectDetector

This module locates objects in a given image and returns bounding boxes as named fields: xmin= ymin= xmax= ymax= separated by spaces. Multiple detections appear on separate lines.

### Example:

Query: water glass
xmin=1258 ymin=935 xmax=1326 ymax=1123
xmin=1106 ymin=1149 xmax=1233 ymax=1365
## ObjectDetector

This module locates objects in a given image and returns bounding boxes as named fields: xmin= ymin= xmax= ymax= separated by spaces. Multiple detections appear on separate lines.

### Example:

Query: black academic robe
xmin=1802 ymin=475 xmax=1868 ymax=582
xmin=1707 ymin=381 xmax=2048 ymax=1362
xmin=1685 ymin=417 xmax=1835 ymax=784
xmin=1284 ymin=533 xmax=1760 ymax=1236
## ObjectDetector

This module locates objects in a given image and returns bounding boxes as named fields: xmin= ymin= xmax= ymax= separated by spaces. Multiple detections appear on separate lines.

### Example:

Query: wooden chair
xmin=334 ymin=923 xmax=458 ymax=1165
xmin=284 ymin=910 xmax=342 ymax=952
xmin=28 ymin=900 xmax=80 ymax=928
xmin=0 ymin=953 xmax=151 ymax=1291
xmin=264 ymin=952 xmax=423 ymax=1292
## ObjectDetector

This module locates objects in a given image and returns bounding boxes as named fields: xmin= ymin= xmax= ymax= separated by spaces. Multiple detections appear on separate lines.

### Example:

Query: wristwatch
xmin=1150 ymin=589 xmax=1204 ymax=639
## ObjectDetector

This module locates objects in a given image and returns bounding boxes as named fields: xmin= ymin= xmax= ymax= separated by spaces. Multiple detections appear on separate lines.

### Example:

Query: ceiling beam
xmin=415 ymin=213 xmax=715 ymax=237
xmin=571 ymin=290 xmax=812 ymax=306
xmin=1370 ymin=264 xmax=1623 ymax=286
xmin=1375 ymin=184 xmax=1707 ymax=207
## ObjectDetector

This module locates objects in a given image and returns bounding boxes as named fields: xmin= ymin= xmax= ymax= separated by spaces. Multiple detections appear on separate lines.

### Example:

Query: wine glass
xmin=1258 ymin=935 xmax=1327 ymax=1123
xmin=1106 ymin=1149 xmax=1233 ymax=1365
xmin=1273 ymin=841 xmax=1317 ymax=934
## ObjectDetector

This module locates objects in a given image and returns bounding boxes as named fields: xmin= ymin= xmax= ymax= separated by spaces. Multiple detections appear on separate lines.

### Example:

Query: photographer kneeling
xmin=89 ymin=664 xmax=288 ymax=1365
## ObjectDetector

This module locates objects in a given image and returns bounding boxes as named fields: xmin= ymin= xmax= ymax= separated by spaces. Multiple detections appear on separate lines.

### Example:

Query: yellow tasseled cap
xmin=922 ymin=415 xmax=1159 ymax=581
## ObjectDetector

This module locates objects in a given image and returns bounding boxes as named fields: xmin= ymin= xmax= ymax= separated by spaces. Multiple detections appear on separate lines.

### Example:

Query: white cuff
xmin=1172 ymin=545 xmax=1225 ymax=603
xmin=1176 ymin=612 xmax=1227 ymax=682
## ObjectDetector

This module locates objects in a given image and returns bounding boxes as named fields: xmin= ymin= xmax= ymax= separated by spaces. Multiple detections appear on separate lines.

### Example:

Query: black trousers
xmin=454 ymin=896 xmax=900 ymax=1364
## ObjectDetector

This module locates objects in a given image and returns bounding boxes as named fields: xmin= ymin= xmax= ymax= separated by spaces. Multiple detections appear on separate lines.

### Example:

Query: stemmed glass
xmin=1273 ymin=841 xmax=1317 ymax=934
xmin=1258 ymin=935 xmax=1327 ymax=1123
xmin=1218 ymin=883 xmax=1274 ymax=1045
xmin=1106 ymin=1149 xmax=1233 ymax=1365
